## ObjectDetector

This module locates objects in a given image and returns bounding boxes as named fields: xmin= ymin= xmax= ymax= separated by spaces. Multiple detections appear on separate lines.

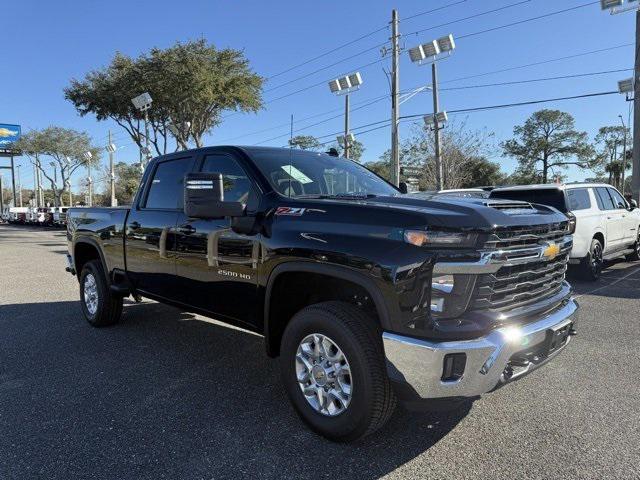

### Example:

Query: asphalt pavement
xmin=0 ymin=225 xmax=638 ymax=480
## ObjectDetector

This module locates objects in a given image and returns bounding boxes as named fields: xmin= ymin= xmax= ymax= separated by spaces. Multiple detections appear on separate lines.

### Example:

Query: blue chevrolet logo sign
xmin=0 ymin=123 xmax=21 ymax=146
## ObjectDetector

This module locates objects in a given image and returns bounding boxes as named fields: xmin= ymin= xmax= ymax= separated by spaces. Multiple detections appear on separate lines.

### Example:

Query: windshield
xmin=249 ymin=149 xmax=399 ymax=199
xmin=490 ymin=188 xmax=567 ymax=212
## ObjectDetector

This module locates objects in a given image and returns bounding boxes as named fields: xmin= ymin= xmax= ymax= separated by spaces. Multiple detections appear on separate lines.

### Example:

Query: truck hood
xmin=350 ymin=194 xmax=568 ymax=230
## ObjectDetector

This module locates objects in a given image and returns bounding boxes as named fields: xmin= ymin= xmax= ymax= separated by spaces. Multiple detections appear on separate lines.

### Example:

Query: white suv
xmin=490 ymin=183 xmax=640 ymax=280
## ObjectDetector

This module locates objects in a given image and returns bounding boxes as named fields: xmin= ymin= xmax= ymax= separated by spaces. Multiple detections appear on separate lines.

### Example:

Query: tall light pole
xmin=619 ymin=113 xmax=630 ymax=194
xmin=391 ymin=9 xmax=401 ymax=186
xmin=84 ymin=151 xmax=93 ymax=207
xmin=329 ymin=72 xmax=363 ymax=159
xmin=602 ymin=1 xmax=640 ymax=201
xmin=131 ymin=92 xmax=153 ymax=170
xmin=106 ymin=133 xmax=117 ymax=207
xmin=408 ymin=34 xmax=456 ymax=190
xmin=16 ymin=164 xmax=22 ymax=207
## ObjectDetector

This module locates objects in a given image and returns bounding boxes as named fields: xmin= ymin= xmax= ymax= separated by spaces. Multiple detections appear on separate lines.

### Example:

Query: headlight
xmin=430 ymin=273 xmax=476 ymax=319
xmin=404 ymin=229 xmax=476 ymax=248
xmin=566 ymin=213 xmax=576 ymax=234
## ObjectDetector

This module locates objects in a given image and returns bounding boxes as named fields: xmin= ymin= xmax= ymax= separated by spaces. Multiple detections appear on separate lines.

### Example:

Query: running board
xmin=603 ymin=248 xmax=634 ymax=260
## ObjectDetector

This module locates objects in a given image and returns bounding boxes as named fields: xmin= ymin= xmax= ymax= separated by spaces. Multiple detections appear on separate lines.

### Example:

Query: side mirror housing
xmin=184 ymin=172 xmax=245 ymax=219
xmin=399 ymin=182 xmax=409 ymax=194
xmin=630 ymin=199 xmax=638 ymax=210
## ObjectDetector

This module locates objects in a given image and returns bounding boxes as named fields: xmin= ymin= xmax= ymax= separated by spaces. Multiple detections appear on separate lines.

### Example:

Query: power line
xmin=407 ymin=0 xmax=533 ymax=36
xmin=400 ymin=90 xmax=619 ymax=119
xmin=404 ymin=0 xmax=470 ymax=21
xmin=456 ymin=1 xmax=599 ymax=40
xmin=439 ymin=68 xmax=632 ymax=91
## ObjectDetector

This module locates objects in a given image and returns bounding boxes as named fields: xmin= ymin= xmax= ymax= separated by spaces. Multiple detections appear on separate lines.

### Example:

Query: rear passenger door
xmin=607 ymin=187 xmax=637 ymax=244
xmin=594 ymin=187 xmax=623 ymax=250
xmin=125 ymin=155 xmax=195 ymax=299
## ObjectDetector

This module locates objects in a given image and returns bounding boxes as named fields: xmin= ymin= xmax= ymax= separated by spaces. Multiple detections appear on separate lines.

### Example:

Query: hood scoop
xmin=483 ymin=201 xmax=535 ymax=214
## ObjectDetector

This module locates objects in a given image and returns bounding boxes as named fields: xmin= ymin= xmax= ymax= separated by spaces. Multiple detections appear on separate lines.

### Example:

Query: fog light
xmin=441 ymin=353 xmax=466 ymax=381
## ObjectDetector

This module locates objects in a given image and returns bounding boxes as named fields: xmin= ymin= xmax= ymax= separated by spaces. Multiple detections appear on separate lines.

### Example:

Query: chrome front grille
xmin=473 ymin=222 xmax=571 ymax=311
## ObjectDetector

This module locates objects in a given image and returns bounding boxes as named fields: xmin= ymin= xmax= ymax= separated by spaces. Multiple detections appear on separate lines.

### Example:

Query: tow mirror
xmin=184 ymin=172 xmax=245 ymax=219
xmin=399 ymin=182 xmax=409 ymax=194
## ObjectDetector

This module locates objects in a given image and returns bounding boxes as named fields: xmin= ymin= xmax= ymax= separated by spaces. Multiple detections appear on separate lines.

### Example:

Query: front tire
xmin=79 ymin=260 xmax=123 ymax=327
xmin=279 ymin=301 xmax=396 ymax=442
xmin=579 ymin=238 xmax=604 ymax=281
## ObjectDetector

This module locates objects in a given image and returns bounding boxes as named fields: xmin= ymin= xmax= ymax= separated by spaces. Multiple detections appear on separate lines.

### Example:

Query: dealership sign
xmin=0 ymin=123 xmax=21 ymax=147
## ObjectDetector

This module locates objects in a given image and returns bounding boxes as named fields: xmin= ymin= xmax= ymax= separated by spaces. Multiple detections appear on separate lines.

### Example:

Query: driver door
xmin=175 ymin=152 xmax=262 ymax=326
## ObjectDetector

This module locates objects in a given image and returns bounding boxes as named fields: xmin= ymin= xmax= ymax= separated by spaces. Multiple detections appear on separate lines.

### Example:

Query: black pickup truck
xmin=66 ymin=146 xmax=578 ymax=442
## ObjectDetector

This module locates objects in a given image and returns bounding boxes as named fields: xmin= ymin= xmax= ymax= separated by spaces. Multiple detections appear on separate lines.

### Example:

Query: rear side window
xmin=566 ymin=188 xmax=591 ymax=211
xmin=607 ymin=188 xmax=627 ymax=209
xmin=594 ymin=187 xmax=616 ymax=211
xmin=144 ymin=157 xmax=194 ymax=209
xmin=489 ymin=189 xmax=567 ymax=212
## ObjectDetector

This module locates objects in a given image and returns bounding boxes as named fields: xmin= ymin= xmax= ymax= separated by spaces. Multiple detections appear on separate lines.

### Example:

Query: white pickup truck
xmin=490 ymin=183 xmax=640 ymax=280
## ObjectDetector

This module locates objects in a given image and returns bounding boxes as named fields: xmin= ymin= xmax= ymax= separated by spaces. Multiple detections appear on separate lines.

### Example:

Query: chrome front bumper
xmin=382 ymin=298 xmax=578 ymax=400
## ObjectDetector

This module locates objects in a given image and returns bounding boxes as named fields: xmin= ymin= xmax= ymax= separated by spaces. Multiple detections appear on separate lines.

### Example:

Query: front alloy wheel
xmin=83 ymin=273 xmax=99 ymax=316
xmin=296 ymin=333 xmax=353 ymax=417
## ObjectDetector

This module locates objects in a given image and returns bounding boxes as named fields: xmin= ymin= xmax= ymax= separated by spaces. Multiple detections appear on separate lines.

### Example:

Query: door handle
xmin=129 ymin=221 xmax=141 ymax=230
xmin=178 ymin=225 xmax=196 ymax=235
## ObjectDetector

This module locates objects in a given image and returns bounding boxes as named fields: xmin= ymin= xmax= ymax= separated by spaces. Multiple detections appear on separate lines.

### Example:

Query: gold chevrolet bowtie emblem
xmin=542 ymin=243 xmax=560 ymax=260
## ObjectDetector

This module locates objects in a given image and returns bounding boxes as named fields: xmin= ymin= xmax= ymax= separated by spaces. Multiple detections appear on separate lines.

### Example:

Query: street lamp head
xmin=337 ymin=133 xmax=355 ymax=145
xmin=437 ymin=34 xmax=456 ymax=53
xmin=131 ymin=92 xmax=153 ymax=111
xmin=83 ymin=151 xmax=92 ymax=161
xmin=328 ymin=72 xmax=363 ymax=95
xmin=105 ymin=143 xmax=117 ymax=153
xmin=436 ymin=111 xmax=449 ymax=123
xmin=618 ymin=77 xmax=634 ymax=93
xmin=423 ymin=115 xmax=435 ymax=126
xmin=421 ymin=40 xmax=441 ymax=59
xmin=328 ymin=79 xmax=342 ymax=93
xmin=408 ymin=45 xmax=425 ymax=63
xmin=600 ymin=0 xmax=624 ymax=10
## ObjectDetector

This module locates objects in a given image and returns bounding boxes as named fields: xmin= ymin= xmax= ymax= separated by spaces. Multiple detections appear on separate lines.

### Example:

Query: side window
xmin=201 ymin=154 xmax=258 ymax=210
xmin=608 ymin=188 xmax=627 ymax=209
xmin=594 ymin=187 xmax=616 ymax=211
xmin=144 ymin=157 xmax=193 ymax=209
xmin=566 ymin=188 xmax=591 ymax=211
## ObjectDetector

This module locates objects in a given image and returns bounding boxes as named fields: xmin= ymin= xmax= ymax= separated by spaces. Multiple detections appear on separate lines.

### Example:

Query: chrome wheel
xmin=591 ymin=242 xmax=603 ymax=275
xmin=295 ymin=333 xmax=353 ymax=417
xmin=83 ymin=273 xmax=99 ymax=315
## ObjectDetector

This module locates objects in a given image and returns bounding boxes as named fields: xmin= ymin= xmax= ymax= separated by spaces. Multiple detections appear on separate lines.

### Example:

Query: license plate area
xmin=544 ymin=322 xmax=572 ymax=355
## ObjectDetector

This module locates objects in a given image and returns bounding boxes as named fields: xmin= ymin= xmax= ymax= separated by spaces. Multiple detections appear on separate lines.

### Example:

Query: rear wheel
xmin=579 ymin=238 xmax=604 ymax=281
xmin=279 ymin=301 xmax=396 ymax=442
xmin=79 ymin=260 xmax=123 ymax=327
xmin=625 ymin=231 xmax=640 ymax=261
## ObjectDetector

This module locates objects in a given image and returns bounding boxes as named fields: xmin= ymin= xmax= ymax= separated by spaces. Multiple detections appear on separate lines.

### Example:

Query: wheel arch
xmin=593 ymin=231 xmax=605 ymax=250
xmin=263 ymin=262 xmax=390 ymax=357
xmin=74 ymin=238 xmax=109 ymax=284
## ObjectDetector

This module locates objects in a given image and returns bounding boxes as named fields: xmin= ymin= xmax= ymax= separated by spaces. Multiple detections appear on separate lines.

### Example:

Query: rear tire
xmin=279 ymin=301 xmax=396 ymax=442
xmin=579 ymin=238 xmax=604 ymax=281
xmin=79 ymin=259 xmax=123 ymax=327
xmin=625 ymin=231 xmax=640 ymax=261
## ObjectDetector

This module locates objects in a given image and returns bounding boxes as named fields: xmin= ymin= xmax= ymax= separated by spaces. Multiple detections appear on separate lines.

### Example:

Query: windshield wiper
xmin=294 ymin=193 xmax=377 ymax=200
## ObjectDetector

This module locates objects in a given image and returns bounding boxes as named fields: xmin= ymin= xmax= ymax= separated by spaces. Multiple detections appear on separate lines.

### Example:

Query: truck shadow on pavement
xmin=0 ymin=299 xmax=472 ymax=480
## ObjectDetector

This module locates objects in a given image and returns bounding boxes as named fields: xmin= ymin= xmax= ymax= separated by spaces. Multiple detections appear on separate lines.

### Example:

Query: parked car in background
xmin=53 ymin=207 xmax=70 ymax=227
xmin=8 ymin=207 xmax=29 ymax=224
xmin=490 ymin=183 xmax=640 ymax=280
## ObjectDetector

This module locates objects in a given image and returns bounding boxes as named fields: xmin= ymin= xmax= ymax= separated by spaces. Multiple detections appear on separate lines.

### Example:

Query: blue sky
xmin=0 ymin=0 xmax=635 ymax=192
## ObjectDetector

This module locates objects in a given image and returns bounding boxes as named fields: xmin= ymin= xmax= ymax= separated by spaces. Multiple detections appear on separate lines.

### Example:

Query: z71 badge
xmin=275 ymin=207 xmax=306 ymax=216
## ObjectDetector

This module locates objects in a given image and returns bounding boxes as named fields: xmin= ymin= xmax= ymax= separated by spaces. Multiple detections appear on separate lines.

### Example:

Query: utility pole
xmin=0 ymin=175 xmax=4 ymax=214
xmin=391 ymin=9 xmax=401 ymax=187
xmin=344 ymin=94 xmax=350 ymax=159
xmin=620 ymin=112 xmax=629 ymax=195
xmin=16 ymin=165 xmax=22 ymax=207
xmin=87 ymin=163 xmax=93 ymax=207
xmin=108 ymin=130 xmax=116 ymax=207
xmin=432 ymin=63 xmax=444 ymax=191
xmin=633 ymin=9 xmax=640 ymax=203
xmin=10 ymin=154 xmax=17 ymax=207
xmin=33 ymin=160 xmax=38 ymax=208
